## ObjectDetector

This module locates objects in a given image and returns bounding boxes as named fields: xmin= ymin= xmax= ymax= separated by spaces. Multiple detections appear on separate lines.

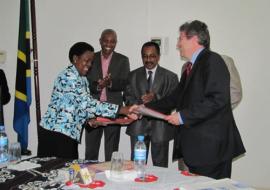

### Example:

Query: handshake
xmin=119 ymin=105 xmax=182 ymax=126
xmin=118 ymin=104 xmax=145 ymax=121
xmin=87 ymin=105 xmax=142 ymax=128
xmin=88 ymin=105 xmax=181 ymax=128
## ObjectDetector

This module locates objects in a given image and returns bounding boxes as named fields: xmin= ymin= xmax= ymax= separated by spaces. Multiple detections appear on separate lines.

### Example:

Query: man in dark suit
xmin=85 ymin=29 xmax=130 ymax=161
xmin=178 ymin=54 xmax=243 ymax=171
xmin=143 ymin=20 xmax=246 ymax=179
xmin=124 ymin=41 xmax=178 ymax=167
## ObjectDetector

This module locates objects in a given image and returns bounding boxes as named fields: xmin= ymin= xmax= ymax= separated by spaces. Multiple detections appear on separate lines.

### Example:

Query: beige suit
xmin=221 ymin=55 xmax=242 ymax=110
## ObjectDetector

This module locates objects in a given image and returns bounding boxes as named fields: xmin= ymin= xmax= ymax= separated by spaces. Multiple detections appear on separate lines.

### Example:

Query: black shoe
xmin=21 ymin=149 xmax=32 ymax=156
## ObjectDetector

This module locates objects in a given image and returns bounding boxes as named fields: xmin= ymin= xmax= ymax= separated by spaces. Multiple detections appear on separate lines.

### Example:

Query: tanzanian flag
xmin=13 ymin=0 xmax=31 ymax=151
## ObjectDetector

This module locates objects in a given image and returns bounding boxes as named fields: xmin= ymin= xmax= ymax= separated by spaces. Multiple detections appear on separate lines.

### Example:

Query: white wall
xmin=1 ymin=0 xmax=269 ymax=188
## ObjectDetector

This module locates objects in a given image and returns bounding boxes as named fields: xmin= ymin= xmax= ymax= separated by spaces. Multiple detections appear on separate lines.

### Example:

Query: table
xmin=64 ymin=166 xmax=254 ymax=190
xmin=0 ymin=157 xmax=254 ymax=190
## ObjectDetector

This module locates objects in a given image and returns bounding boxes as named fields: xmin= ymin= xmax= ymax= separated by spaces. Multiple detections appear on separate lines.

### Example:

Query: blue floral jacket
xmin=40 ymin=64 xmax=119 ymax=142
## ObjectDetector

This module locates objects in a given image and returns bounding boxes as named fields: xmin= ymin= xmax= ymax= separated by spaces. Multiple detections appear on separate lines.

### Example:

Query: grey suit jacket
xmin=87 ymin=51 xmax=130 ymax=105
xmin=221 ymin=55 xmax=242 ymax=109
xmin=125 ymin=65 xmax=179 ymax=142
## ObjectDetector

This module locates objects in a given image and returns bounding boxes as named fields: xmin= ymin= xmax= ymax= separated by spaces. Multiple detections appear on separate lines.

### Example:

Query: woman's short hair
xmin=68 ymin=42 xmax=94 ymax=63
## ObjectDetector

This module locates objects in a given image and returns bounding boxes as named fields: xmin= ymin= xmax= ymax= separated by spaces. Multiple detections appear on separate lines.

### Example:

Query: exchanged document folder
xmin=137 ymin=106 xmax=167 ymax=120
xmin=95 ymin=117 xmax=134 ymax=125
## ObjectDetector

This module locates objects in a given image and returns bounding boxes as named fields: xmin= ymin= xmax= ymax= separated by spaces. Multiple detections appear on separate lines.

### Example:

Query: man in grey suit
xmin=124 ymin=41 xmax=178 ymax=167
xmin=85 ymin=29 xmax=130 ymax=161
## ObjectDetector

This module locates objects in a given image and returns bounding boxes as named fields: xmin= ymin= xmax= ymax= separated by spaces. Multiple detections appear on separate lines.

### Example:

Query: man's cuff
xmin=178 ymin=112 xmax=184 ymax=125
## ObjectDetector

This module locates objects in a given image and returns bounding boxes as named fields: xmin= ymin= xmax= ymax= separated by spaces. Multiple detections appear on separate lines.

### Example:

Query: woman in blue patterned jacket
xmin=38 ymin=42 xmax=134 ymax=159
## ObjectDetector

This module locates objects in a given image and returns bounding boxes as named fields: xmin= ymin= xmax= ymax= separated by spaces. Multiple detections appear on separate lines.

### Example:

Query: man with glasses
xmin=142 ymin=20 xmax=246 ymax=179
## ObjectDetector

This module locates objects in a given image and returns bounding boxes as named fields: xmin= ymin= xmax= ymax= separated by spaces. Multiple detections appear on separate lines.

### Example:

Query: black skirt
xmin=37 ymin=127 xmax=78 ymax=159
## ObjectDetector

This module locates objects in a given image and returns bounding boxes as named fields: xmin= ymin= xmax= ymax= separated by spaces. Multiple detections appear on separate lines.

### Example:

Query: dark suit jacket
xmin=146 ymin=49 xmax=246 ymax=166
xmin=0 ymin=69 xmax=11 ymax=105
xmin=125 ymin=66 xmax=179 ymax=142
xmin=87 ymin=51 xmax=130 ymax=105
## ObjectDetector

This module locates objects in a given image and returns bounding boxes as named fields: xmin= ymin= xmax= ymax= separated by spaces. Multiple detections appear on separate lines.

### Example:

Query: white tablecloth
xmin=92 ymin=167 xmax=211 ymax=190
xmin=64 ymin=166 xmax=254 ymax=190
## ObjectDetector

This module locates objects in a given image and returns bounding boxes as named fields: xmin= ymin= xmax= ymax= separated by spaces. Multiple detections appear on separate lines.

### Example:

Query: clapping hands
xmin=141 ymin=92 xmax=155 ymax=104
xmin=97 ymin=73 xmax=112 ymax=89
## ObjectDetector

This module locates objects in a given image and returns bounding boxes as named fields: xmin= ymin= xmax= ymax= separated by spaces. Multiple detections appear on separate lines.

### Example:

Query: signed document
xmin=137 ymin=106 xmax=167 ymax=120
xmin=95 ymin=117 xmax=134 ymax=126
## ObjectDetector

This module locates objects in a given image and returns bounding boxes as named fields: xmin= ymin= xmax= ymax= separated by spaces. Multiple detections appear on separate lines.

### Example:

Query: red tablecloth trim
xmin=134 ymin=174 xmax=158 ymax=182
xmin=66 ymin=180 xmax=105 ymax=189
xmin=181 ymin=170 xmax=198 ymax=176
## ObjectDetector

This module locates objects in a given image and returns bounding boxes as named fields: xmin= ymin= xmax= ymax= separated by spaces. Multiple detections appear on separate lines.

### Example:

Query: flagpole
xmin=29 ymin=0 xmax=41 ymax=136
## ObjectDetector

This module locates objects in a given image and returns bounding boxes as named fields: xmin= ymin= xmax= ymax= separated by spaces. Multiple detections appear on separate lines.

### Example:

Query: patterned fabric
xmin=40 ymin=64 xmax=119 ymax=142
xmin=0 ymin=157 xmax=75 ymax=189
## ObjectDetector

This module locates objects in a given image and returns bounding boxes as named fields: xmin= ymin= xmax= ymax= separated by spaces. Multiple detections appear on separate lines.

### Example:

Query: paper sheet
xmin=137 ymin=106 xmax=167 ymax=120
xmin=7 ymin=161 xmax=41 ymax=171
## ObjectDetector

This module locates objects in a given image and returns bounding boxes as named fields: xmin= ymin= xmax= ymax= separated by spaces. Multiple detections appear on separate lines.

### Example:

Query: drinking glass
xmin=8 ymin=142 xmax=21 ymax=163
xmin=110 ymin=151 xmax=124 ymax=179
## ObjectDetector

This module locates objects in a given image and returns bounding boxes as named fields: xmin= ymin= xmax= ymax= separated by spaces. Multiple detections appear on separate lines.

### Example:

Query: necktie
xmin=185 ymin=62 xmax=192 ymax=76
xmin=147 ymin=70 xmax=153 ymax=92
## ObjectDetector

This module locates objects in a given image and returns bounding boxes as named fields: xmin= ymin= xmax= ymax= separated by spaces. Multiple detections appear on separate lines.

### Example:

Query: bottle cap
xmin=138 ymin=135 xmax=144 ymax=141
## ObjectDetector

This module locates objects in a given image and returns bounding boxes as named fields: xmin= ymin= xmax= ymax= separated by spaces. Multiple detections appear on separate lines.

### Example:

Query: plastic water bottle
xmin=0 ymin=125 xmax=9 ymax=163
xmin=134 ymin=135 xmax=147 ymax=180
